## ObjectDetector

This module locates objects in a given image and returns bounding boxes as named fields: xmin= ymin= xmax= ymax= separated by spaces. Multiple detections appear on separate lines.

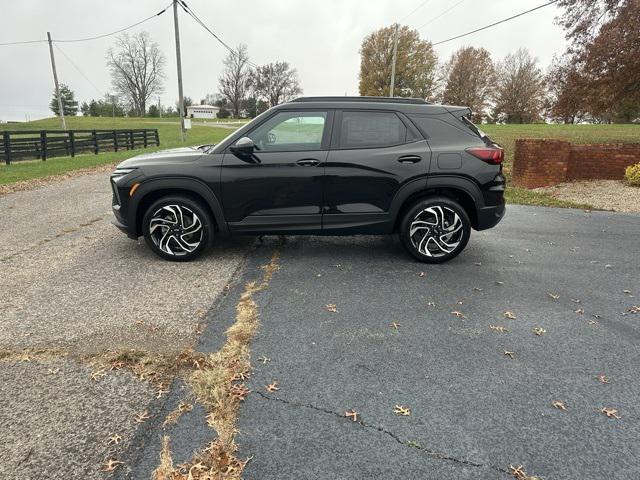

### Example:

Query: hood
xmin=117 ymin=147 xmax=204 ymax=169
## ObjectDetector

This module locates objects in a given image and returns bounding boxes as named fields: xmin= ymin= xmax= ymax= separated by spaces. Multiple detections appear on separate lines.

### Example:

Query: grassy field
xmin=2 ymin=118 xmax=638 ymax=208
xmin=0 ymin=117 xmax=234 ymax=185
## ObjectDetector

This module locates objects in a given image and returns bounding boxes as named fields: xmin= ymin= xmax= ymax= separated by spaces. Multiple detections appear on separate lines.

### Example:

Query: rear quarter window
xmin=408 ymin=114 xmax=481 ymax=147
xmin=339 ymin=111 xmax=413 ymax=149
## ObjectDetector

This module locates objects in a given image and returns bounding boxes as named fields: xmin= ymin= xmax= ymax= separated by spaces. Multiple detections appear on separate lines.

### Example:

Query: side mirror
xmin=230 ymin=137 xmax=255 ymax=156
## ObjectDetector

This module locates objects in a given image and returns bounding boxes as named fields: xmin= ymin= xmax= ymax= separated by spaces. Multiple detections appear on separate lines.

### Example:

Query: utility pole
xmin=158 ymin=96 xmax=162 ymax=118
xmin=47 ymin=32 xmax=66 ymax=130
xmin=172 ymin=0 xmax=186 ymax=142
xmin=389 ymin=24 xmax=399 ymax=98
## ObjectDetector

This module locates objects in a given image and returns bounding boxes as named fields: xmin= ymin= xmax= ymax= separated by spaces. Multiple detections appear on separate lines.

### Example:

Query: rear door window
xmin=339 ymin=111 xmax=410 ymax=149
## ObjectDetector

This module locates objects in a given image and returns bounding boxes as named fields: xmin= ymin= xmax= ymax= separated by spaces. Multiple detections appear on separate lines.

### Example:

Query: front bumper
xmin=476 ymin=201 xmax=506 ymax=231
xmin=112 ymin=205 xmax=138 ymax=239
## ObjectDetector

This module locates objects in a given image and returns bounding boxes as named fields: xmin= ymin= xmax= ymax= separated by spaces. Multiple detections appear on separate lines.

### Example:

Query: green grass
xmin=0 ymin=117 xmax=234 ymax=185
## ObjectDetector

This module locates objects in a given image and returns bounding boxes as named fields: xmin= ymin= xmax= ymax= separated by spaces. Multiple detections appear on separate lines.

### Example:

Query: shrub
xmin=625 ymin=162 xmax=640 ymax=186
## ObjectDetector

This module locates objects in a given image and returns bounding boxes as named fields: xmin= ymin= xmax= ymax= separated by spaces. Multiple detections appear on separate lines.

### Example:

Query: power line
xmin=432 ymin=0 xmax=559 ymax=46
xmin=416 ymin=0 xmax=468 ymax=30
xmin=54 ymin=43 xmax=104 ymax=95
xmin=0 ymin=3 xmax=171 ymax=47
xmin=398 ymin=0 xmax=434 ymax=23
xmin=0 ymin=39 xmax=47 ymax=46
xmin=54 ymin=3 xmax=172 ymax=43
xmin=177 ymin=0 xmax=260 ymax=69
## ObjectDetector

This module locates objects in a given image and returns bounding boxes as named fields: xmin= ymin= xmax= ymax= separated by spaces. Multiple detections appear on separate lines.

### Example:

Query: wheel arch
xmin=391 ymin=176 xmax=483 ymax=231
xmin=129 ymin=177 xmax=227 ymax=237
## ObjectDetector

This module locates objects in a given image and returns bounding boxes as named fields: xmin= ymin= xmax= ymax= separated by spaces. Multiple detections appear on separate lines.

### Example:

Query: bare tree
xmin=218 ymin=44 xmax=252 ymax=118
xmin=441 ymin=47 xmax=496 ymax=122
xmin=252 ymin=62 xmax=303 ymax=107
xmin=107 ymin=32 xmax=165 ymax=116
xmin=492 ymin=49 xmax=546 ymax=123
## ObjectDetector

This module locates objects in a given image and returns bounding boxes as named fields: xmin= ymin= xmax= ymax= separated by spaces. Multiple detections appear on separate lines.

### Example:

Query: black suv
xmin=111 ymin=97 xmax=505 ymax=263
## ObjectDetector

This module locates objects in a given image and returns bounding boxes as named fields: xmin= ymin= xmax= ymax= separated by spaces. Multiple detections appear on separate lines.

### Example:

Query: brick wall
xmin=513 ymin=139 xmax=640 ymax=188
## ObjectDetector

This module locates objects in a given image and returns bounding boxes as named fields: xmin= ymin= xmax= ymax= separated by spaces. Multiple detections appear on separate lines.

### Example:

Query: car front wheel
xmin=400 ymin=197 xmax=471 ymax=263
xmin=142 ymin=196 xmax=212 ymax=261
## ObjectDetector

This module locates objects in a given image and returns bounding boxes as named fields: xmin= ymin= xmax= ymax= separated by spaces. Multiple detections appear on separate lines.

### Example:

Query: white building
xmin=186 ymin=105 xmax=219 ymax=119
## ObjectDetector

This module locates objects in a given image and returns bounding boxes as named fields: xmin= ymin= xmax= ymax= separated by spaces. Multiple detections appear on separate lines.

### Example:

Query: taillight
xmin=466 ymin=146 xmax=504 ymax=164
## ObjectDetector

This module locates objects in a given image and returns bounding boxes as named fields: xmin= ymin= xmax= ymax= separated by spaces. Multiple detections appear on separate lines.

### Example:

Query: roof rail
xmin=291 ymin=96 xmax=429 ymax=105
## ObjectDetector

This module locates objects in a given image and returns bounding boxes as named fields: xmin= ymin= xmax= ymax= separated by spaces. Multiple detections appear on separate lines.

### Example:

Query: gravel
xmin=537 ymin=180 xmax=640 ymax=213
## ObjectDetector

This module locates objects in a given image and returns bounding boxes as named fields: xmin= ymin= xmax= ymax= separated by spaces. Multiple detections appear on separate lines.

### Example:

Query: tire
xmin=399 ymin=196 xmax=471 ymax=263
xmin=142 ymin=195 xmax=213 ymax=261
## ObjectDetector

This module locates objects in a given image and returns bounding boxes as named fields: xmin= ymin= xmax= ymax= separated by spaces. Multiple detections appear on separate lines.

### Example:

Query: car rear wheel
xmin=142 ymin=196 xmax=212 ymax=261
xmin=400 ymin=196 xmax=471 ymax=263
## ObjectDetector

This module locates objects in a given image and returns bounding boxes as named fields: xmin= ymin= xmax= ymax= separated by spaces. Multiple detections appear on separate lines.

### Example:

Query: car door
xmin=322 ymin=109 xmax=431 ymax=233
xmin=221 ymin=109 xmax=332 ymax=234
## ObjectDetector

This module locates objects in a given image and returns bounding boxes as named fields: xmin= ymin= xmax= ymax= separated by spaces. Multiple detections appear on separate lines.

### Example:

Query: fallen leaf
xmin=628 ymin=305 xmax=640 ymax=314
xmin=325 ymin=304 xmax=338 ymax=313
xmin=47 ymin=368 xmax=59 ymax=375
xmin=333 ymin=264 xmax=342 ymax=268
xmin=490 ymin=325 xmax=508 ymax=333
xmin=456 ymin=300 xmax=464 ymax=305
xmin=156 ymin=387 xmax=169 ymax=399
xmin=503 ymin=311 xmax=517 ymax=320
xmin=473 ymin=287 xmax=483 ymax=292
xmin=390 ymin=322 xmax=401 ymax=330
xmin=257 ymin=356 xmax=271 ymax=364
xmin=571 ymin=298 xmax=581 ymax=303
xmin=600 ymin=407 xmax=621 ymax=419
xmin=552 ymin=400 xmax=567 ymax=411
xmin=450 ymin=311 xmax=466 ymax=319
xmin=592 ymin=314 xmax=602 ymax=319
xmin=605 ymin=264 xmax=613 ymax=269
xmin=496 ymin=281 xmax=504 ymax=285
xmin=228 ymin=383 xmax=251 ymax=400
xmin=623 ymin=289 xmax=631 ymax=295
xmin=574 ymin=308 xmax=584 ymax=314
xmin=393 ymin=405 xmax=411 ymax=416
xmin=407 ymin=440 xmax=421 ymax=448
xmin=101 ymin=459 xmax=124 ymax=472
xmin=509 ymin=464 xmax=533 ymax=480
xmin=474 ymin=262 xmax=482 ymax=266
xmin=418 ymin=271 xmax=425 ymax=277
xmin=266 ymin=381 xmax=279 ymax=392
xmin=547 ymin=292 xmax=559 ymax=300
xmin=91 ymin=368 xmax=107 ymax=381
xmin=533 ymin=327 xmax=546 ymax=336
xmin=504 ymin=351 xmax=515 ymax=359
xmin=134 ymin=411 xmax=152 ymax=423
xmin=106 ymin=433 xmax=122 ymax=445
xmin=597 ymin=374 xmax=610 ymax=384
xmin=344 ymin=409 xmax=359 ymax=422
xmin=427 ymin=301 xmax=436 ymax=307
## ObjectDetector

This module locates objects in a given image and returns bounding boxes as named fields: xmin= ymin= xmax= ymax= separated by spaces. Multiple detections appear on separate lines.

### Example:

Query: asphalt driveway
xmin=232 ymin=206 xmax=640 ymax=479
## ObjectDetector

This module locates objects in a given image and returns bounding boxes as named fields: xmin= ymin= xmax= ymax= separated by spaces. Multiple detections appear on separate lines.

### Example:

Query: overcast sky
xmin=0 ymin=0 xmax=568 ymax=121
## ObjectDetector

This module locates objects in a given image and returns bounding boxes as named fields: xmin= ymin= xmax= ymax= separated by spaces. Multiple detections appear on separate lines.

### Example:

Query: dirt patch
xmin=535 ymin=180 xmax=640 ymax=213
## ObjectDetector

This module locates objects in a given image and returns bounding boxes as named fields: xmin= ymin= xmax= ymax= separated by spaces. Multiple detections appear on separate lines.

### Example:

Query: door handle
xmin=296 ymin=158 xmax=320 ymax=167
xmin=398 ymin=155 xmax=422 ymax=164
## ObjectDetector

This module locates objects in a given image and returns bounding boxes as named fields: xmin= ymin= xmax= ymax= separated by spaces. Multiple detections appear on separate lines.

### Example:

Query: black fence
xmin=1 ymin=129 xmax=160 ymax=164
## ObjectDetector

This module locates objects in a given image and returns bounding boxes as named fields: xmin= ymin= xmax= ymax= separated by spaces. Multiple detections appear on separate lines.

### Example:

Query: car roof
xmin=280 ymin=96 xmax=469 ymax=115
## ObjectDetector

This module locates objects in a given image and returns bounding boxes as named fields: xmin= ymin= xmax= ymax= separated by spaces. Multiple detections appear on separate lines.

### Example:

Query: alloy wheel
xmin=148 ymin=204 xmax=203 ymax=256
xmin=409 ymin=205 xmax=464 ymax=258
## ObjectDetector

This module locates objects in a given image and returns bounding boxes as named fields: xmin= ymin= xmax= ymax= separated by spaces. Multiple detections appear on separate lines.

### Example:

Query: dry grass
xmin=153 ymin=251 xmax=281 ymax=479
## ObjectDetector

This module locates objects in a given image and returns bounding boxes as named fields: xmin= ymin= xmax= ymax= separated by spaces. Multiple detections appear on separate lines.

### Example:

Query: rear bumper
xmin=476 ymin=201 xmax=505 ymax=230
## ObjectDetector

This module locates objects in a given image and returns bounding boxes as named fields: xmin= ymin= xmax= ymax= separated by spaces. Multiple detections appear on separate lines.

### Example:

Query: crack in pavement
xmin=0 ymin=213 xmax=110 ymax=262
xmin=254 ymin=391 xmax=510 ymax=476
